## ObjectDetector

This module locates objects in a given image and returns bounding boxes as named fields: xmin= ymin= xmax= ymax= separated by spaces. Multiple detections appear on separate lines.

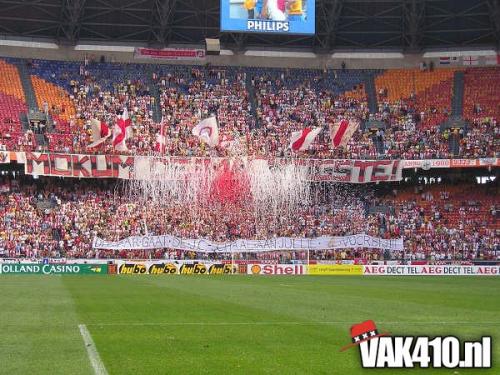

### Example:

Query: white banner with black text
xmin=93 ymin=234 xmax=403 ymax=252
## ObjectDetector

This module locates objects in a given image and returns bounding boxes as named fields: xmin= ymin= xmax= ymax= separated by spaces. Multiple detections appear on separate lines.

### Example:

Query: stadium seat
xmin=0 ymin=59 xmax=28 ymax=137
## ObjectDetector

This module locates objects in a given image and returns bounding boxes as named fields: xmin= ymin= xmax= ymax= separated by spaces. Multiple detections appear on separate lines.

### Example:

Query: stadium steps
xmin=245 ymin=74 xmax=260 ymax=129
xmin=146 ymin=69 xmax=162 ymax=123
xmin=20 ymin=111 xmax=50 ymax=147
xmin=19 ymin=112 xmax=30 ymax=131
xmin=150 ymin=83 xmax=162 ymax=123
xmin=46 ymin=116 xmax=56 ymax=133
xmin=448 ymin=134 xmax=460 ymax=156
xmin=452 ymin=71 xmax=465 ymax=117
xmin=365 ymin=75 xmax=378 ymax=113
xmin=372 ymin=135 xmax=385 ymax=155
xmin=34 ymin=133 xmax=47 ymax=147
xmin=14 ymin=61 xmax=39 ymax=111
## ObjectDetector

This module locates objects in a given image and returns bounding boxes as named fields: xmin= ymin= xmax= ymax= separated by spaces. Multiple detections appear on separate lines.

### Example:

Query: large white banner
xmin=93 ymin=234 xmax=403 ymax=252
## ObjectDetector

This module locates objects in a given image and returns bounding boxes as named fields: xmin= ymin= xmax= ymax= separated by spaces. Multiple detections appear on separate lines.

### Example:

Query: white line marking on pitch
xmin=84 ymin=321 xmax=500 ymax=327
xmin=78 ymin=324 xmax=109 ymax=375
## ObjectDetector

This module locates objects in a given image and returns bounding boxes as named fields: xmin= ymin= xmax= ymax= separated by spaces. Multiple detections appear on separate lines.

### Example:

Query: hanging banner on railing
xmin=24 ymin=152 xmax=134 ymax=179
xmin=19 ymin=152 xmax=499 ymax=181
xmin=311 ymin=159 xmax=402 ymax=183
xmin=22 ymin=152 xmax=403 ymax=183
xmin=93 ymin=234 xmax=403 ymax=252
xmin=134 ymin=48 xmax=205 ymax=60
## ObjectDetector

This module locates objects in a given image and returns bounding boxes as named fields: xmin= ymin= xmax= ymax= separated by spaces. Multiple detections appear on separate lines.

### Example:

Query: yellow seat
xmin=0 ymin=60 xmax=25 ymax=102
xmin=31 ymin=76 xmax=75 ymax=121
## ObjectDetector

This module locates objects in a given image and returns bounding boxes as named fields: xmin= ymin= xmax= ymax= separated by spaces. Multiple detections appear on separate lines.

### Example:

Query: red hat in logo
xmin=340 ymin=320 xmax=390 ymax=352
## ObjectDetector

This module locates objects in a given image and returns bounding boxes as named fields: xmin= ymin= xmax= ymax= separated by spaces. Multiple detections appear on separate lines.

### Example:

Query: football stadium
xmin=0 ymin=0 xmax=498 ymax=373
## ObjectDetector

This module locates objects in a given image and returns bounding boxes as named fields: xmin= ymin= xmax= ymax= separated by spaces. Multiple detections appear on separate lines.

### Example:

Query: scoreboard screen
xmin=220 ymin=0 xmax=315 ymax=35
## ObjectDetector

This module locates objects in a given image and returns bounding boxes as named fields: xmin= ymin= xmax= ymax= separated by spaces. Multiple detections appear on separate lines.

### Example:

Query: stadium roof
xmin=0 ymin=0 xmax=498 ymax=52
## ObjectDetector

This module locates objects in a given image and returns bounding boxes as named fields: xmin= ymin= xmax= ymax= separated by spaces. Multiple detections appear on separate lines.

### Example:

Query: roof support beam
xmin=57 ymin=0 xmax=86 ymax=44
xmin=149 ymin=0 xmax=177 ymax=47
xmin=227 ymin=33 xmax=247 ymax=51
xmin=486 ymin=0 xmax=500 ymax=49
xmin=316 ymin=0 xmax=343 ymax=51
xmin=403 ymin=0 xmax=425 ymax=51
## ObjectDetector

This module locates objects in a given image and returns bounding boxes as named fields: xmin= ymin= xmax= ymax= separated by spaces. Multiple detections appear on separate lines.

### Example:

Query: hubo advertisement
xmin=0 ymin=263 xmax=108 ymax=275
xmin=116 ymin=261 xmax=237 ymax=275
xmin=220 ymin=0 xmax=315 ymax=34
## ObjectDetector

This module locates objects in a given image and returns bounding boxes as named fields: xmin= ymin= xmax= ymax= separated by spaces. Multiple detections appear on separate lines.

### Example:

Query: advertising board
xmin=116 ymin=262 xmax=236 ymax=275
xmin=0 ymin=263 xmax=108 ymax=275
xmin=247 ymin=264 xmax=306 ymax=275
xmin=308 ymin=264 xmax=363 ymax=275
xmin=363 ymin=265 xmax=500 ymax=276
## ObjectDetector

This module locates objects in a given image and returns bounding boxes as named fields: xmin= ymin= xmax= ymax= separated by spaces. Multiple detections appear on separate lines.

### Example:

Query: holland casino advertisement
xmin=221 ymin=0 xmax=315 ymax=34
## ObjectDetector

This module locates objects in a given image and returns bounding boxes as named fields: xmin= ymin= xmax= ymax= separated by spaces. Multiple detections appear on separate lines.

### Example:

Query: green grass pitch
xmin=0 ymin=275 xmax=498 ymax=374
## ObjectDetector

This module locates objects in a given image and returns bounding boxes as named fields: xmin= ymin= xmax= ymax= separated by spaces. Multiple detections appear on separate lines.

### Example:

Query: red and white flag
xmin=463 ymin=56 xmax=478 ymax=66
xmin=112 ymin=108 xmax=132 ymax=152
xmin=289 ymin=127 xmax=322 ymax=152
xmin=87 ymin=119 xmax=110 ymax=148
xmin=155 ymin=117 xmax=166 ymax=154
xmin=192 ymin=116 xmax=219 ymax=147
xmin=330 ymin=118 xmax=359 ymax=147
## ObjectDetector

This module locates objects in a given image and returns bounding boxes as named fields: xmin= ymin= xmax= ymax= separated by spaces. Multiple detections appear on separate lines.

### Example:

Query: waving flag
xmin=155 ymin=117 xmax=166 ymax=154
xmin=192 ymin=116 xmax=219 ymax=147
xmin=87 ymin=119 xmax=110 ymax=148
xmin=289 ymin=127 xmax=322 ymax=152
xmin=330 ymin=119 xmax=359 ymax=147
xmin=112 ymin=108 xmax=132 ymax=152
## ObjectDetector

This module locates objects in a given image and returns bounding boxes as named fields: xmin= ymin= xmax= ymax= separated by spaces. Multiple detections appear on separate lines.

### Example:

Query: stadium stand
xmin=0 ymin=176 xmax=496 ymax=262
xmin=1 ymin=57 xmax=498 ymax=159
xmin=0 ymin=54 xmax=497 ymax=264
xmin=0 ymin=60 xmax=33 ymax=151
xmin=374 ymin=68 xmax=458 ymax=102
xmin=463 ymin=67 xmax=500 ymax=121
xmin=0 ymin=60 xmax=25 ymax=102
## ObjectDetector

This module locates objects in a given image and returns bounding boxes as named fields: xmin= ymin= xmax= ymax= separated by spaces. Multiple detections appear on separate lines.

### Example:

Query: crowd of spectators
xmin=0 ymin=176 xmax=497 ymax=262
xmin=0 ymin=59 xmax=498 ymax=265
xmin=1 ymin=58 xmax=497 ymax=160
xmin=155 ymin=67 xmax=255 ymax=157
